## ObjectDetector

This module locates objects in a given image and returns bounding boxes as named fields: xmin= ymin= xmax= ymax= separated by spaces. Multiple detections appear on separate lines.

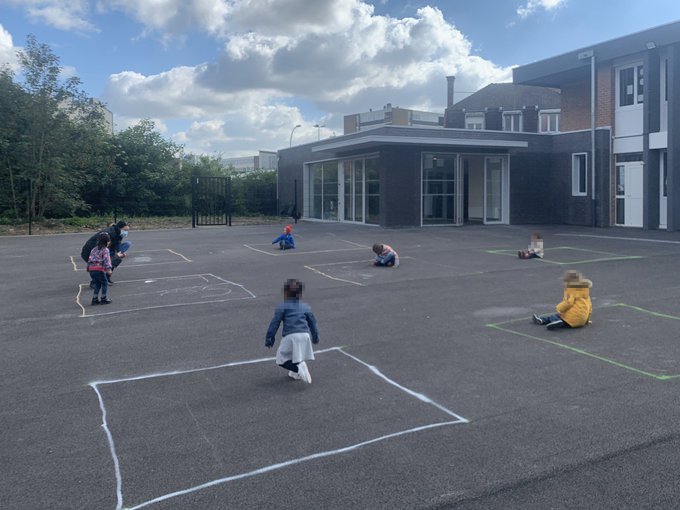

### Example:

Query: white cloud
xmin=5 ymin=0 xmax=96 ymax=32
xmin=0 ymin=24 xmax=20 ymax=71
xmin=517 ymin=0 xmax=567 ymax=19
xmin=93 ymin=2 xmax=511 ymax=156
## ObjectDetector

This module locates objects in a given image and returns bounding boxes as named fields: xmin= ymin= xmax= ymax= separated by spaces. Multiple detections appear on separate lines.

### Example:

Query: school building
xmin=276 ymin=21 xmax=680 ymax=230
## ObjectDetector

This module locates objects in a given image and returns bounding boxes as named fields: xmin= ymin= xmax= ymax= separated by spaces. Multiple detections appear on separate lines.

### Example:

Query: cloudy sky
xmin=1 ymin=0 xmax=679 ymax=157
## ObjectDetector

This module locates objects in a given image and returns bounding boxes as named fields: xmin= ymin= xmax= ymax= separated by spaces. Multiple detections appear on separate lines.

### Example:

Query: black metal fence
xmin=191 ymin=175 xmax=232 ymax=227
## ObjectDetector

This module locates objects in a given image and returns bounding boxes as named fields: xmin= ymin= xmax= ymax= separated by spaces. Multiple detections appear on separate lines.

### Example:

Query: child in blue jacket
xmin=265 ymin=279 xmax=319 ymax=384
xmin=272 ymin=225 xmax=296 ymax=250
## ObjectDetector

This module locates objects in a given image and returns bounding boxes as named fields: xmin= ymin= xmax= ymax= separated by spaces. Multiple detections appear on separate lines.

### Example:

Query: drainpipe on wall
xmin=579 ymin=49 xmax=597 ymax=227
xmin=591 ymin=53 xmax=597 ymax=227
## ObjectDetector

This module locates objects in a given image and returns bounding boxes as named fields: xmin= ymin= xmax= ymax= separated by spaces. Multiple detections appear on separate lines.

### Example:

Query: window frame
xmin=616 ymin=63 xmax=644 ymax=109
xmin=465 ymin=112 xmax=485 ymax=130
xmin=502 ymin=111 xmax=522 ymax=132
xmin=539 ymin=109 xmax=560 ymax=133
xmin=571 ymin=152 xmax=588 ymax=197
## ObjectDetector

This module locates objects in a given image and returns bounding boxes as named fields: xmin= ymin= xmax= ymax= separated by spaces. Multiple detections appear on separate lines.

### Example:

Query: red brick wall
xmin=559 ymin=63 xmax=614 ymax=132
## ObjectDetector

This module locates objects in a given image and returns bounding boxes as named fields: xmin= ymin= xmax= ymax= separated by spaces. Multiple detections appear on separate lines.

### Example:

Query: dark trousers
xmin=279 ymin=360 xmax=299 ymax=372
xmin=90 ymin=271 xmax=109 ymax=297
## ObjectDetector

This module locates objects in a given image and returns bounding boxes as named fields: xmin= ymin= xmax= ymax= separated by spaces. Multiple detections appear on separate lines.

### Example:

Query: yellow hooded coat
xmin=555 ymin=279 xmax=592 ymax=327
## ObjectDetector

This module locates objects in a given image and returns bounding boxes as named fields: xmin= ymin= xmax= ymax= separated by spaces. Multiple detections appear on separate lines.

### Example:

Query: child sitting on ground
xmin=265 ymin=279 xmax=319 ymax=384
xmin=87 ymin=232 xmax=113 ymax=305
xmin=519 ymin=232 xmax=544 ymax=259
xmin=533 ymin=270 xmax=592 ymax=330
xmin=272 ymin=224 xmax=296 ymax=250
xmin=372 ymin=243 xmax=399 ymax=267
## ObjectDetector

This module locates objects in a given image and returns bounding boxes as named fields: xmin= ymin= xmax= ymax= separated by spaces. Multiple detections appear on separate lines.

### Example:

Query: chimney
xmin=446 ymin=76 xmax=455 ymax=107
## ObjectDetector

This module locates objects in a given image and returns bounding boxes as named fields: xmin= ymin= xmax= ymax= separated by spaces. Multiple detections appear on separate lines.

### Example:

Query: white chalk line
xmin=244 ymin=243 xmax=367 ymax=257
xmin=70 ymin=249 xmax=192 ymax=271
xmin=79 ymin=274 xmax=256 ymax=317
xmin=340 ymin=239 xmax=371 ymax=248
xmin=556 ymin=233 xmax=680 ymax=245
xmin=243 ymin=244 xmax=278 ymax=256
xmin=337 ymin=349 xmax=468 ymax=422
xmin=304 ymin=265 xmax=364 ymax=286
xmin=91 ymin=384 xmax=124 ymax=510
xmin=309 ymin=256 xmax=415 ymax=268
xmin=91 ymin=346 xmax=467 ymax=509
xmin=128 ymin=421 xmax=461 ymax=509
xmin=166 ymin=249 xmax=192 ymax=262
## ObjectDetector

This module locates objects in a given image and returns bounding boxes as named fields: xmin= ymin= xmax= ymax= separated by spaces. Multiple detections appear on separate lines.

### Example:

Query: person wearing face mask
xmin=81 ymin=220 xmax=132 ymax=284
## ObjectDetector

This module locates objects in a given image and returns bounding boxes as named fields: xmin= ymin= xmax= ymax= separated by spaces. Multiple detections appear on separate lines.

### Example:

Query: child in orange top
xmin=533 ymin=270 xmax=592 ymax=330
xmin=272 ymin=225 xmax=296 ymax=250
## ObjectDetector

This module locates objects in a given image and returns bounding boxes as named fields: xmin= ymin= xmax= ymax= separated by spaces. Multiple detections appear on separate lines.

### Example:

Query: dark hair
xmin=97 ymin=232 xmax=111 ymax=249
xmin=116 ymin=220 xmax=128 ymax=230
xmin=372 ymin=243 xmax=383 ymax=255
xmin=283 ymin=279 xmax=304 ymax=300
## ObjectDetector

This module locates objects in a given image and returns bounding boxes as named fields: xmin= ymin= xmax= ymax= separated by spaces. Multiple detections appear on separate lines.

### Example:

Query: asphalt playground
xmin=2 ymin=221 xmax=680 ymax=509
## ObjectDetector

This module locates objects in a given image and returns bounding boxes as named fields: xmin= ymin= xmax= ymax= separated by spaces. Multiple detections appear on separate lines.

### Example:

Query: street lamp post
xmin=313 ymin=123 xmax=325 ymax=141
xmin=289 ymin=124 xmax=301 ymax=147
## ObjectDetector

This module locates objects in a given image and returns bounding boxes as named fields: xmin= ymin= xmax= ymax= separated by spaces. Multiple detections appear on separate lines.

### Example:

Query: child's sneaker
xmin=288 ymin=370 xmax=302 ymax=380
xmin=100 ymin=297 xmax=112 ymax=305
xmin=546 ymin=319 xmax=564 ymax=330
xmin=297 ymin=362 xmax=312 ymax=384
xmin=532 ymin=314 xmax=543 ymax=325
xmin=91 ymin=297 xmax=100 ymax=306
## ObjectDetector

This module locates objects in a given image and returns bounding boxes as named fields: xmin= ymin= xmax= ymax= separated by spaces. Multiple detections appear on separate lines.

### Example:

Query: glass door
xmin=484 ymin=157 xmax=503 ymax=223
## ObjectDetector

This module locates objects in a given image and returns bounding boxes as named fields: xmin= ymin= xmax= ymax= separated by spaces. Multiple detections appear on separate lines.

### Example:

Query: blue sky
xmin=1 ymin=0 xmax=679 ymax=157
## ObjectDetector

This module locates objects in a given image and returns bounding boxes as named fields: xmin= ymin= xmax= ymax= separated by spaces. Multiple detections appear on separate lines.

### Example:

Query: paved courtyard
xmin=2 ymin=222 xmax=680 ymax=509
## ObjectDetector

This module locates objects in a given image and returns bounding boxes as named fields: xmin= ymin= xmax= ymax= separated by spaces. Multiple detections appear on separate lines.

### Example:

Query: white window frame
xmin=539 ymin=109 xmax=560 ymax=133
xmin=502 ymin=111 xmax=522 ymax=132
xmin=616 ymin=63 xmax=644 ymax=109
xmin=571 ymin=152 xmax=588 ymax=196
xmin=465 ymin=112 xmax=485 ymax=130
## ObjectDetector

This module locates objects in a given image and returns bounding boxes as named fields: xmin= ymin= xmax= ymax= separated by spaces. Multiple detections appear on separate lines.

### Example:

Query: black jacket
xmin=80 ymin=226 xmax=122 ymax=263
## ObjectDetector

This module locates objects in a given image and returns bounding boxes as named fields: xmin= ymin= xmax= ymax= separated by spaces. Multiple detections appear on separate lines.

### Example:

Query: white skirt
xmin=276 ymin=332 xmax=315 ymax=365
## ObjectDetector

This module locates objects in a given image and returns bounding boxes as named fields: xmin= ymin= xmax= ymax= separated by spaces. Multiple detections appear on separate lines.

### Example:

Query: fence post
xmin=227 ymin=176 xmax=232 ymax=226
xmin=191 ymin=175 xmax=197 ymax=228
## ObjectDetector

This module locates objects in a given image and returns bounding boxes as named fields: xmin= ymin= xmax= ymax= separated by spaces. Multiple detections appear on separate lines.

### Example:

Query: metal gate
xmin=191 ymin=176 xmax=232 ymax=227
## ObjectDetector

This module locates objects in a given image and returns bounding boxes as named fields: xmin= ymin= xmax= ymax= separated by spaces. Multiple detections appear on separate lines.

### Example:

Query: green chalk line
xmin=486 ymin=323 xmax=667 ymax=380
xmin=487 ymin=302 xmax=680 ymax=380
xmin=486 ymin=246 xmax=643 ymax=265
xmin=613 ymin=303 xmax=680 ymax=321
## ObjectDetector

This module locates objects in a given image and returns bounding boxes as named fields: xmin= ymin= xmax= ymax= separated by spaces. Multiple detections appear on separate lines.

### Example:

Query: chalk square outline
xmin=487 ymin=303 xmax=680 ymax=380
xmin=91 ymin=346 xmax=468 ymax=510
xmin=243 ymin=238 xmax=369 ymax=257
xmin=304 ymin=256 xmax=483 ymax=287
xmin=70 ymin=249 xmax=192 ymax=272
xmin=485 ymin=246 xmax=643 ymax=265
xmin=77 ymin=273 xmax=256 ymax=318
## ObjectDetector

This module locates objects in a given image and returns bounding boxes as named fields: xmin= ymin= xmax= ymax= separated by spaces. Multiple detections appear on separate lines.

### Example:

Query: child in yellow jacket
xmin=533 ymin=270 xmax=592 ymax=330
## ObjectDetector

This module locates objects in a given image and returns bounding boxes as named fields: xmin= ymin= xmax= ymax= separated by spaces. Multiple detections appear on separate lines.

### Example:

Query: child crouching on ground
xmin=372 ymin=243 xmax=399 ymax=267
xmin=265 ymin=279 xmax=319 ymax=384
xmin=272 ymin=225 xmax=296 ymax=250
xmin=533 ymin=270 xmax=592 ymax=330
xmin=519 ymin=232 xmax=543 ymax=259
xmin=87 ymin=232 xmax=113 ymax=305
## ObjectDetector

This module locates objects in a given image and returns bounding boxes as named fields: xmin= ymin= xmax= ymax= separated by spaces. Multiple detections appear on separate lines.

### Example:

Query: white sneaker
xmin=288 ymin=370 xmax=302 ymax=380
xmin=297 ymin=362 xmax=312 ymax=384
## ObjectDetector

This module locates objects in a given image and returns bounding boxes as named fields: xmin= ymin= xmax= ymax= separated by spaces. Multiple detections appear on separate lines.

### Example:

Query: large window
xmin=503 ymin=112 xmax=522 ymax=132
xmin=465 ymin=113 xmax=484 ymax=130
xmin=365 ymin=159 xmax=380 ymax=224
xmin=422 ymin=154 xmax=456 ymax=225
xmin=571 ymin=153 xmax=588 ymax=196
xmin=306 ymin=161 xmax=338 ymax=220
xmin=618 ymin=64 xmax=644 ymax=107
xmin=539 ymin=110 xmax=560 ymax=133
